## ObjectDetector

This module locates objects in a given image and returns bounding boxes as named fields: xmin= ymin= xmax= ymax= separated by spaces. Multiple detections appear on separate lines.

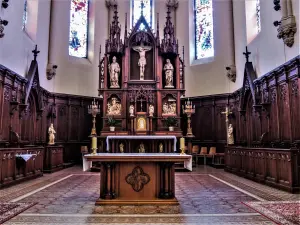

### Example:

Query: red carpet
xmin=243 ymin=201 xmax=300 ymax=225
xmin=0 ymin=202 xmax=36 ymax=224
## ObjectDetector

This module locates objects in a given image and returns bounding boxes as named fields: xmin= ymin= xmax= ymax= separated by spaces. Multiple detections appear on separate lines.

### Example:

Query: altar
xmin=83 ymin=153 xmax=192 ymax=205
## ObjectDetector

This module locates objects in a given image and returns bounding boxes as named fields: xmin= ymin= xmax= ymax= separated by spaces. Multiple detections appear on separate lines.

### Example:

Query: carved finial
xmin=243 ymin=46 xmax=251 ymax=63
xmin=156 ymin=13 xmax=160 ymax=39
xmin=125 ymin=13 xmax=128 ymax=38
xmin=99 ymin=45 xmax=102 ymax=64
xmin=32 ymin=45 xmax=40 ymax=61
xmin=182 ymin=46 xmax=185 ymax=64
xmin=140 ymin=0 xmax=145 ymax=16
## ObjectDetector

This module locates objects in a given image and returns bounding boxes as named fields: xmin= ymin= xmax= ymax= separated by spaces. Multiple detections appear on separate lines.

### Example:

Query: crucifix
xmin=243 ymin=46 xmax=251 ymax=63
xmin=221 ymin=106 xmax=232 ymax=146
xmin=138 ymin=98 xmax=145 ymax=112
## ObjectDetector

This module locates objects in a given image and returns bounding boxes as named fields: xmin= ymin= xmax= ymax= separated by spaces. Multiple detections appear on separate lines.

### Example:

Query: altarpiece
xmin=98 ymin=5 xmax=185 ymax=153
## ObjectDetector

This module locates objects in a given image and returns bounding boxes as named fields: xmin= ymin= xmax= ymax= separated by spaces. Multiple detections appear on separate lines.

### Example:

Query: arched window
xmin=22 ymin=0 xmax=38 ymax=41
xmin=131 ymin=0 xmax=153 ymax=29
xmin=194 ymin=0 xmax=214 ymax=60
xmin=246 ymin=0 xmax=261 ymax=44
xmin=69 ymin=0 xmax=89 ymax=58
xmin=22 ymin=0 xmax=28 ymax=30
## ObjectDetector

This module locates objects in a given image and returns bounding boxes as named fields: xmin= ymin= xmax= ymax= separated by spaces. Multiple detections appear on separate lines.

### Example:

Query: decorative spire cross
xmin=32 ymin=45 xmax=40 ymax=61
xmin=243 ymin=46 xmax=251 ymax=63
xmin=140 ymin=0 xmax=146 ymax=16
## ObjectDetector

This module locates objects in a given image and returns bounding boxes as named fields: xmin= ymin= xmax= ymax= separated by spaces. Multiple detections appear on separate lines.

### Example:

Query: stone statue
xmin=48 ymin=123 xmax=56 ymax=145
xmin=138 ymin=142 xmax=145 ymax=153
xmin=107 ymin=97 xmax=121 ymax=115
xmin=159 ymin=143 xmax=163 ymax=153
xmin=226 ymin=65 xmax=236 ymax=83
xmin=129 ymin=105 xmax=134 ymax=117
xmin=228 ymin=124 xmax=234 ymax=145
xmin=132 ymin=45 xmax=152 ymax=80
xmin=149 ymin=104 xmax=154 ymax=117
xmin=109 ymin=56 xmax=120 ymax=88
xmin=119 ymin=143 xmax=124 ymax=153
xmin=162 ymin=102 xmax=176 ymax=115
xmin=164 ymin=59 xmax=174 ymax=88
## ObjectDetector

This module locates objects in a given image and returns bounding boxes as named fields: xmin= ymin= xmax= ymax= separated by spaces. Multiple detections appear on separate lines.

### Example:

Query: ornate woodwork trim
xmin=125 ymin=166 xmax=150 ymax=192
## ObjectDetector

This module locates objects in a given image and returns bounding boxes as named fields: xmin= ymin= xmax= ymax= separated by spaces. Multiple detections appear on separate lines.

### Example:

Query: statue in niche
xmin=164 ymin=59 xmax=174 ymax=88
xmin=48 ymin=123 xmax=56 ymax=145
xmin=119 ymin=143 xmax=124 ymax=153
xmin=109 ymin=56 xmax=120 ymax=88
xmin=159 ymin=143 xmax=163 ymax=153
xmin=132 ymin=45 xmax=152 ymax=80
xmin=129 ymin=105 xmax=135 ymax=117
xmin=149 ymin=104 xmax=154 ymax=117
xmin=228 ymin=124 xmax=234 ymax=145
xmin=138 ymin=142 xmax=146 ymax=153
xmin=162 ymin=102 xmax=176 ymax=115
xmin=107 ymin=97 xmax=121 ymax=115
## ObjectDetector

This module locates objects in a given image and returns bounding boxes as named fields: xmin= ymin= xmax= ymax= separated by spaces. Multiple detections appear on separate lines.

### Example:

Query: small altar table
xmin=83 ymin=153 xmax=192 ymax=205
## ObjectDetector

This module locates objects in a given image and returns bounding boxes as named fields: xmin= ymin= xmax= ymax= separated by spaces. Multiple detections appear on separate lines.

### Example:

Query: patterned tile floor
xmin=1 ymin=165 xmax=299 ymax=224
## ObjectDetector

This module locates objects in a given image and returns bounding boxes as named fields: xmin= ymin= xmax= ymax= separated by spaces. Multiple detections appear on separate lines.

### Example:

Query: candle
xmin=92 ymin=136 xmax=97 ymax=149
xmin=180 ymin=137 xmax=185 ymax=150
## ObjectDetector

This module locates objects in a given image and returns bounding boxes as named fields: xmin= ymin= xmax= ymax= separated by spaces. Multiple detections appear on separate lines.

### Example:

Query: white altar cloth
xmin=106 ymin=135 xmax=177 ymax=152
xmin=15 ymin=154 xmax=36 ymax=162
xmin=82 ymin=153 xmax=192 ymax=172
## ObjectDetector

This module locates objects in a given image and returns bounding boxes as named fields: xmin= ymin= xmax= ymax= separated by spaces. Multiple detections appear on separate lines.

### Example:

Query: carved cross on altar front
xmin=221 ymin=106 xmax=232 ymax=146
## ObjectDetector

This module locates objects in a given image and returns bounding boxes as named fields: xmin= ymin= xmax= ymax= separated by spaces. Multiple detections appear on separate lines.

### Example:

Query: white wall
xmin=47 ymin=0 xmax=235 ymax=97
xmin=231 ymin=0 xmax=300 ymax=92
xmin=4 ymin=0 xmax=295 ymax=98
xmin=0 ymin=0 xmax=51 ymax=90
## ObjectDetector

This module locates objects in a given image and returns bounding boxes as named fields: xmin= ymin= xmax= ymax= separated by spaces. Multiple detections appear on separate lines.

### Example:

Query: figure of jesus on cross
xmin=133 ymin=45 xmax=152 ymax=80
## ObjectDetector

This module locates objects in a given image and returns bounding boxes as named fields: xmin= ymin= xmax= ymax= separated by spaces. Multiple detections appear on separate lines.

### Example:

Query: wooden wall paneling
xmin=0 ymin=81 xmax=4 ymax=141
xmin=56 ymin=104 xmax=68 ymax=142
xmin=290 ymin=79 xmax=300 ymax=141
xmin=269 ymin=86 xmax=280 ymax=142
xmin=215 ymin=105 xmax=226 ymax=141
xmin=2 ymin=85 xmax=11 ymax=141
xmin=70 ymin=105 xmax=80 ymax=141
xmin=278 ymin=83 xmax=292 ymax=141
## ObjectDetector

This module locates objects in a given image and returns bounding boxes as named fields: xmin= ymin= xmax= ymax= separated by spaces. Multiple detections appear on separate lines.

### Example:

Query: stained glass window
xmin=194 ymin=0 xmax=214 ymax=60
xmin=69 ymin=0 xmax=89 ymax=58
xmin=22 ymin=0 xmax=28 ymax=30
xmin=256 ymin=0 xmax=261 ymax=33
xmin=132 ymin=0 xmax=153 ymax=29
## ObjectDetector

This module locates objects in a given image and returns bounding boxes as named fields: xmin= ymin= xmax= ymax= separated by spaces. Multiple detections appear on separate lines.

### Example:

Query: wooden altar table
xmin=83 ymin=153 xmax=192 ymax=205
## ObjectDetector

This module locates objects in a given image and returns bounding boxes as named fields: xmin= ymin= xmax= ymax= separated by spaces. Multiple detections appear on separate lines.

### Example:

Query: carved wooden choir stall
xmin=97 ymin=5 xmax=186 ymax=153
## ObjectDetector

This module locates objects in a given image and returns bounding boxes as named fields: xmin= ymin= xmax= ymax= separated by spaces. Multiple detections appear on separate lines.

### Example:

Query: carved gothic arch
xmin=24 ymin=46 xmax=44 ymax=112
xmin=239 ymin=62 xmax=260 ymax=112
xmin=127 ymin=15 xmax=156 ymax=45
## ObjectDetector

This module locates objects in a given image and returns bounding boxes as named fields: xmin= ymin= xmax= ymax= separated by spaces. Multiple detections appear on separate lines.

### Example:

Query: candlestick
xmin=182 ymin=98 xmax=195 ymax=137
xmin=88 ymin=98 xmax=101 ymax=154
xmin=180 ymin=137 xmax=185 ymax=155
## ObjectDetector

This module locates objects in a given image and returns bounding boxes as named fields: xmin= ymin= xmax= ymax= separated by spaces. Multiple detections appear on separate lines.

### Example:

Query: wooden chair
xmin=198 ymin=147 xmax=208 ymax=165
xmin=207 ymin=146 xmax=216 ymax=165
xmin=191 ymin=145 xmax=199 ymax=166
